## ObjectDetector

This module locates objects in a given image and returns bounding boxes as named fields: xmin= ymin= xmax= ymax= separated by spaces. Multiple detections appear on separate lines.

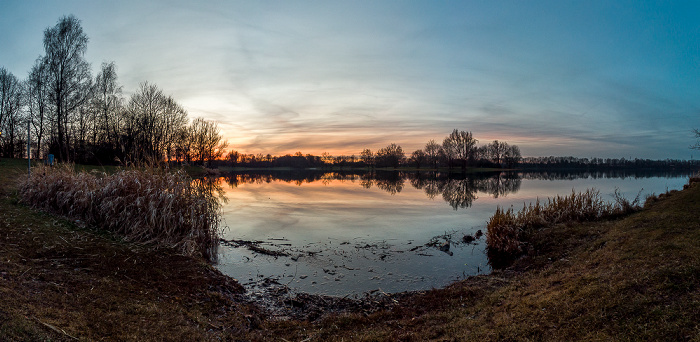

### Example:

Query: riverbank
xmin=0 ymin=159 xmax=262 ymax=341
xmin=1 ymin=158 xmax=698 ymax=340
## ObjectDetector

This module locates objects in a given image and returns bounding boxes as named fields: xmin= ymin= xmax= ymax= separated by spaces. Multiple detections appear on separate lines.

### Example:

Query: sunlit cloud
xmin=1 ymin=0 xmax=699 ymax=159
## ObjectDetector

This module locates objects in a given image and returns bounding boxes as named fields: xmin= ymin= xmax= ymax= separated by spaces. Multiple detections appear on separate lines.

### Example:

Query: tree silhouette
xmin=692 ymin=129 xmax=700 ymax=150
xmin=409 ymin=149 xmax=427 ymax=168
xmin=360 ymin=148 xmax=374 ymax=168
xmin=43 ymin=15 xmax=92 ymax=161
xmin=26 ymin=59 xmax=50 ymax=159
xmin=442 ymin=129 xmax=477 ymax=168
xmin=0 ymin=68 xmax=24 ymax=158
xmin=424 ymin=139 xmax=442 ymax=168
xmin=375 ymin=143 xmax=405 ymax=168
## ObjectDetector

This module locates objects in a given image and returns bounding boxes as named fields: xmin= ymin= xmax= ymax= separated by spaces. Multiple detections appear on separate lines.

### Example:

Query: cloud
xmin=2 ymin=1 xmax=699 ymax=159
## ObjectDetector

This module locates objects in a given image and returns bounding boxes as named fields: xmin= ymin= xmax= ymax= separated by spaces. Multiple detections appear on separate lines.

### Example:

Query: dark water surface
xmin=215 ymin=170 xmax=690 ymax=297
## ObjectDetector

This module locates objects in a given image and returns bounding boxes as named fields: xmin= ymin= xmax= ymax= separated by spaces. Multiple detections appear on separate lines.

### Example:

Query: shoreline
xmin=1 ymin=158 xmax=698 ymax=340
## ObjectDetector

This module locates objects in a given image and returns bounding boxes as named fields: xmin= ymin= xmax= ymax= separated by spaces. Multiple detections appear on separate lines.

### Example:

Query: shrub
xmin=18 ymin=165 xmax=223 ymax=261
xmin=486 ymin=188 xmax=640 ymax=257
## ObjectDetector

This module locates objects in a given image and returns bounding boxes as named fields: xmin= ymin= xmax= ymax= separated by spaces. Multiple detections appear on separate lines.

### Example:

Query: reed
xmin=689 ymin=171 xmax=700 ymax=185
xmin=18 ymin=164 xmax=222 ymax=261
xmin=487 ymin=188 xmax=639 ymax=255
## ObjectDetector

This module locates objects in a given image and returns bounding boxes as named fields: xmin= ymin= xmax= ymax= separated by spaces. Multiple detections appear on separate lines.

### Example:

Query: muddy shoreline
xmin=219 ymin=230 xmax=485 ymax=321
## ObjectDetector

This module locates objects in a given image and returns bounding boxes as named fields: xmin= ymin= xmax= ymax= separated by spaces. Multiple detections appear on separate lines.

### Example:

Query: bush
xmin=18 ymin=165 xmax=223 ymax=261
xmin=486 ymin=188 xmax=640 ymax=256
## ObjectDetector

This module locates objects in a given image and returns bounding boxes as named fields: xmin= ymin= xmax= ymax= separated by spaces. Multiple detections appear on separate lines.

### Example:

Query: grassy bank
xmin=18 ymin=164 xmax=222 ymax=261
xmin=0 ymin=159 xmax=258 ymax=341
xmin=1 ymin=158 xmax=698 ymax=341
xmin=486 ymin=188 xmax=642 ymax=257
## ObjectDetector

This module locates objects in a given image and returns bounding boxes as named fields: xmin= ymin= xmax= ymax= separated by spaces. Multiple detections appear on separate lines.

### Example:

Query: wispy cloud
xmin=1 ymin=0 xmax=699 ymax=158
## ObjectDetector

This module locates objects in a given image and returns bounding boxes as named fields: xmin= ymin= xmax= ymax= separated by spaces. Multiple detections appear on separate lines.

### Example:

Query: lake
xmin=215 ymin=170 xmax=690 ymax=297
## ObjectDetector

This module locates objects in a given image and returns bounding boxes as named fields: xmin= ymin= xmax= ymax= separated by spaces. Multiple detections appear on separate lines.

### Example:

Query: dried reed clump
xmin=18 ymin=164 xmax=222 ymax=261
xmin=688 ymin=171 xmax=700 ymax=185
xmin=487 ymin=188 xmax=641 ymax=255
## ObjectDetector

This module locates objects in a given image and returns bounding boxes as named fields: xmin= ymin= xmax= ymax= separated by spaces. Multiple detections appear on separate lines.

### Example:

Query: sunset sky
xmin=1 ymin=1 xmax=699 ymax=159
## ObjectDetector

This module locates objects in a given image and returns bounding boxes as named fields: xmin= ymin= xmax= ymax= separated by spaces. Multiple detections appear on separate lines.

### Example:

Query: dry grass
xmin=486 ymin=188 xmax=641 ymax=255
xmin=18 ymin=164 xmax=222 ymax=261
xmin=1 ymin=158 xmax=699 ymax=340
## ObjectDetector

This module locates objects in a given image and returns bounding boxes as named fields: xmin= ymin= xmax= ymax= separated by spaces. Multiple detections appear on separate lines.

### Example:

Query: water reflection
xmin=220 ymin=169 xmax=691 ymax=211
xmin=222 ymin=170 xmax=523 ymax=210
xmin=215 ymin=169 xmax=691 ymax=296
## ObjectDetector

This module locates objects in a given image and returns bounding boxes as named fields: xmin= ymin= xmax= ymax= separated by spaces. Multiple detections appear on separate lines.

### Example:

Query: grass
xmin=17 ymin=164 xmax=222 ymax=261
xmin=260 ymin=180 xmax=699 ymax=341
xmin=486 ymin=188 xmax=642 ymax=256
xmin=1 ymin=157 xmax=698 ymax=341
xmin=0 ymin=158 xmax=259 ymax=341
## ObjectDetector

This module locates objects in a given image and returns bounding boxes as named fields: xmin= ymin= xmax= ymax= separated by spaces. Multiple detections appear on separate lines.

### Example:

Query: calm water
xmin=215 ymin=170 xmax=690 ymax=297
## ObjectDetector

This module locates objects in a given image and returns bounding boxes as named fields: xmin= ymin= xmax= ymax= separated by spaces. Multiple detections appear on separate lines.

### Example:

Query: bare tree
xmin=442 ymin=129 xmax=477 ymax=168
xmin=93 ymin=62 xmax=123 ymax=150
xmin=476 ymin=145 xmax=489 ymax=161
xmin=424 ymin=139 xmax=442 ymax=168
xmin=189 ymin=117 xmax=228 ymax=166
xmin=161 ymin=96 xmax=188 ymax=162
xmin=26 ymin=58 xmax=51 ymax=159
xmin=691 ymin=129 xmax=700 ymax=150
xmin=376 ymin=143 xmax=405 ymax=168
xmin=409 ymin=149 xmax=427 ymax=168
xmin=43 ymin=15 xmax=93 ymax=161
xmin=360 ymin=148 xmax=374 ymax=167
xmin=503 ymin=144 xmax=522 ymax=168
xmin=124 ymin=82 xmax=187 ymax=163
xmin=488 ymin=140 xmax=507 ymax=165
xmin=0 ymin=68 xmax=24 ymax=158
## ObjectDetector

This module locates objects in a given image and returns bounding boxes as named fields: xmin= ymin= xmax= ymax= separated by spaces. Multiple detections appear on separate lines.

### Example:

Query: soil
xmin=2 ymin=159 xmax=697 ymax=341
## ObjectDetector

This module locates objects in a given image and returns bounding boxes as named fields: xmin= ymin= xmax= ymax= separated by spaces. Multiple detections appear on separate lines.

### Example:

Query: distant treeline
xmin=521 ymin=156 xmax=700 ymax=171
xmin=220 ymin=129 xmax=523 ymax=169
xmin=0 ymin=15 xmax=227 ymax=165
xmin=218 ymin=146 xmax=697 ymax=173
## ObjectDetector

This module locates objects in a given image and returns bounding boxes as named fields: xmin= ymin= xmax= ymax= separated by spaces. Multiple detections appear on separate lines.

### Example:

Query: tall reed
xmin=486 ymin=188 xmax=640 ymax=255
xmin=18 ymin=165 xmax=223 ymax=261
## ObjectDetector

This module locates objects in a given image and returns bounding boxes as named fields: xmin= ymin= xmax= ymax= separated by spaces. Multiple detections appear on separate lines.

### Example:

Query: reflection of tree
xmin=520 ymin=170 xmax=690 ymax=180
xmin=360 ymin=173 xmax=374 ymax=189
xmin=214 ymin=169 xmax=688 ymax=211
xmin=423 ymin=180 xmax=441 ymax=199
xmin=407 ymin=171 xmax=522 ymax=209
xmin=193 ymin=177 xmax=227 ymax=204
xmin=408 ymin=173 xmax=441 ymax=199
xmin=476 ymin=172 xmax=522 ymax=198
xmin=219 ymin=170 xmax=528 ymax=209
xmin=375 ymin=177 xmax=404 ymax=195
xmin=354 ymin=172 xmax=405 ymax=194
xmin=221 ymin=171 xmax=361 ymax=188
xmin=440 ymin=179 xmax=478 ymax=209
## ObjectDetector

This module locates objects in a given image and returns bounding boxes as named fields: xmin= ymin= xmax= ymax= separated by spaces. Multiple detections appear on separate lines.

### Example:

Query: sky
xmin=1 ymin=1 xmax=699 ymax=159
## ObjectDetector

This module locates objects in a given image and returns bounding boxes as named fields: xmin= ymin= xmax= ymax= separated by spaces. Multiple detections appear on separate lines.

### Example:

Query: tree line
xmin=0 ymin=15 xmax=227 ymax=165
xmin=521 ymin=156 xmax=700 ymax=171
xmin=220 ymin=129 xmax=522 ymax=169
xmin=359 ymin=129 xmax=522 ymax=169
